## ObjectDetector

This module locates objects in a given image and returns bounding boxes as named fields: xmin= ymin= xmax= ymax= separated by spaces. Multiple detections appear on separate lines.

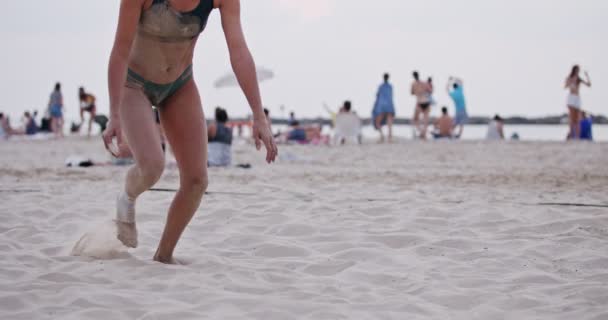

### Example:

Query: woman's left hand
xmin=252 ymin=117 xmax=277 ymax=163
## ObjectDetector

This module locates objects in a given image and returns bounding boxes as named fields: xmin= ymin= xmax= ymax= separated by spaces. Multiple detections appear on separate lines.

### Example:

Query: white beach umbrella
xmin=214 ymin=66 xmax=275 ymax=88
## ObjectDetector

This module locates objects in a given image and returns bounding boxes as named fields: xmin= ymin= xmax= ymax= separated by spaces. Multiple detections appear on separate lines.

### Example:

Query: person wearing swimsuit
xmin=104 ymin=0 xmax=277 ymax=264
xmin=410 ymin=71 xmax=432 ymax=139
xmin=79 ymin=87 xmax=97 ymax=137
xmin=565 ymin=65 xmax=591 ymax=139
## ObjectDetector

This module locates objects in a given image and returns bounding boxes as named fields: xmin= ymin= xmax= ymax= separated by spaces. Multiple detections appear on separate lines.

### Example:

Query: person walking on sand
xmin=447 ymin=76 xmax=468 ymax=138
xmin=104 ymin=0 xmax=277 ymax=264
xmin=48 ymin=82 xmax=64 ymax=138
xmin=411 ymin=71 xmax=431 ymax=139
xmin=372 ymin=73 xmax=395 ymax=143
xmin=78 ymin=87 xmax=98 ymax=137
xmin=565 ymin=65 xmax=591 ymax=139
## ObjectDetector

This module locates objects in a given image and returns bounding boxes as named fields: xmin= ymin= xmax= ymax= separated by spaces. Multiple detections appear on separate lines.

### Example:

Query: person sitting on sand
xmin=579 ymin=111 xmax=593 ymax=141
xmin=432 ymin=107 xmax=453 ymax=139
xmin=0 ymin=113 xmax=26 ymax=138
xmin=280 ymin=121 xmax=328 ymax=145
xmin=288 ymin=111 xmax=297 ymax=127
xmin=208 ymin=107 xmax=233 ymax=167
xmin=78 ymin=87 xmax=97 ymax=137
xmin=23 ymin=111 xmax=38 ymax=135
xmin=486 ymin=115 xmax=505 ymax=140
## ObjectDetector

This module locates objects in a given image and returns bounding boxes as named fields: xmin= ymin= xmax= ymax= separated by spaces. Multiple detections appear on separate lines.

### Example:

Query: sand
xmin=1 ymin=137 xmax=607 ymax=319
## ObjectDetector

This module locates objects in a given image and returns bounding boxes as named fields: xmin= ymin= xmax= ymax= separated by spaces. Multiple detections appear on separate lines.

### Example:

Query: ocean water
xmin=361 ymin=124 xmax=608 ymax=142
xmin=272 ymin=124 xmax=608 ymax=142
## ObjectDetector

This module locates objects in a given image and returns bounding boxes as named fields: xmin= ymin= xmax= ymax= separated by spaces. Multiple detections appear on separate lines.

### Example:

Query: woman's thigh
xmin=120 ymin=87 xmax=164 ymax=166
xmin=159 ymin=80 xmax=207 ymax=180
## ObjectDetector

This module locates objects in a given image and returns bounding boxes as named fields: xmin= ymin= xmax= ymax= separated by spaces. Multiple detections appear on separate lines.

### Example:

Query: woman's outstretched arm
xmin=220 ymin=0 xmax=277 ymax=163
xmin=104 ymin=0 xmax=144 ymax=156
xmin=582 ymin=71 xmax=592 ymax=87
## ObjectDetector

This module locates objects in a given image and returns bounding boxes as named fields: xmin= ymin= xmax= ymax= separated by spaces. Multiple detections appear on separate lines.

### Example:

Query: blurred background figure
xmin=432 ymin=107 xmax=453 ymax=139
xmin=288 ymin=111 xmax=297 ymax=127
xmin=486 ymin=115 xmax=505 ymax=140
xmin=579 ymin=111 xmax=593 ymax=141
xmin=23 ymin=111 xmax=38 ymax=135
xmin=78 ymin=87 xmax=97 ymax=137
xmin=334 ymin=100 xmax=362 ymax=145
xmin=447 ymin=77 xmax=468 ymax=139
xmin=565 ymin=65 xmax=591 ymax=140
xmin=207 ymin=107 xmax=233 ymax=167
xmin=372 ymin=73 xmax=395 ymax=143
xmin=411 ymin=71 xmax=432 ymax=139
xmin=48 ymin=82 xmax=64 ymax=138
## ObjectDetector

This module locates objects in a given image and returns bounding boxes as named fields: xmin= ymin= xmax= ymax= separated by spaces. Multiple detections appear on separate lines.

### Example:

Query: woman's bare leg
xmin=51 ymin=118 xmax=57 ymax=137
xmin=413 ymin=105 xmax=421 ymax=132
xmin=568 ymin=106 xmax=580 ymax=139
xmin=58 ymin=117 xmax=65 ymax=138
xmin=116 ymin=87 xmax=165 ymax=248
xmin=375 ymin=114 xmax=385 ymax=143
xmin=155 ymin=79 xmax=208 ymax=264
xmin=420 ymin=109 xmax=430 ymax=140
xmin=88 ymin=108 xmax=96 ymax=137
xmin=387 ymin=113 xmax=394 ymax=142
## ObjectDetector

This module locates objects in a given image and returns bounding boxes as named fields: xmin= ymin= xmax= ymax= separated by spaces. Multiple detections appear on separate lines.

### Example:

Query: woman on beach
xmin=78 ymin=87 xmax=97 ymax=137
xmin=372 ymin=73 xmax=395 ymax=143
xmin=411 ymin=71 xmax=432 ymax=139
xmin=104 ymin=0 xmax=277 ymax=264
xmin=565 ymin=65 xmax=591 ymax=139
xmin=48 ymin=82 xmax=64 ymax=138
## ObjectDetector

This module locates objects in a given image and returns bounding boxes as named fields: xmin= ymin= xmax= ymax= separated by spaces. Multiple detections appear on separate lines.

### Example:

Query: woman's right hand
xmin=102 ymin=116 xmax=130 ymax=158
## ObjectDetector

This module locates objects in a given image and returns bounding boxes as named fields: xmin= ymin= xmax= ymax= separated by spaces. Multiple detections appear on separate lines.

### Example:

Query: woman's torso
xmin=128 ymin=0 xmax=215 ymax=84
xmin=80 ymin=94 xmax=96 ymax=107
xmin=377 ymin=83 xmax=393 ymax=104
xmin=567 ymin=76 xmax=581 ymax=95
xmin=49 ymin=91 xmax=62 ymax=107
xmin=412 ymin=81 xmax=430 ymax=103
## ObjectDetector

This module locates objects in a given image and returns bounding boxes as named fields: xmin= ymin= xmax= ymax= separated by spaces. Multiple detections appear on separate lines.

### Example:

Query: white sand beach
xmin=1 ymin=138 xmax=607 ymax=319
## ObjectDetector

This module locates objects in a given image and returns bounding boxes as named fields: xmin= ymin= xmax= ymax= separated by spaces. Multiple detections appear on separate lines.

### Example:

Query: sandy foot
xmin=115 ymin=220 xmax=138 ymax=248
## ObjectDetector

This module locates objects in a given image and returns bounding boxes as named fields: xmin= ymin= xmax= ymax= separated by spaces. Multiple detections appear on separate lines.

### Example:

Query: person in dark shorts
xmin=78 ymin=87 xmax=97 ymax=137
xmin=411 ymin=71 xmax=432 ymax=139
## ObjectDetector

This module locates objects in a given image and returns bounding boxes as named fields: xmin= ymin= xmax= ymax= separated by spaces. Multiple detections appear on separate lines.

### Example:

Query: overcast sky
xmin=1 ymin=0 xmax=606 ymax=121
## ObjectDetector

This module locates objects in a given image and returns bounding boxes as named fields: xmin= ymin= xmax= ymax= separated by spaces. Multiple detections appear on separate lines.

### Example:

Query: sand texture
xmin=1 ymin=138 xmax=607 ymax=319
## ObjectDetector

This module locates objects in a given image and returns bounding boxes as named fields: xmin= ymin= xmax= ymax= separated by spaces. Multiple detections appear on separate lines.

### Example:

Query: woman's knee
xmin=138 ymin=158 xmax=165 ymax=185
xmin=181 ymin=172 xmax=209 ymax=194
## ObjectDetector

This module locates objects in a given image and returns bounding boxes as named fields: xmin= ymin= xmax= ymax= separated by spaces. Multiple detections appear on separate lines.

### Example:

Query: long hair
xmin=569 ymin=65 xmax=580 ymax=80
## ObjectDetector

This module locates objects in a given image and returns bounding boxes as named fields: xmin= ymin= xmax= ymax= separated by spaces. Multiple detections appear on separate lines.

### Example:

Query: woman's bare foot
xmin=116 ymin=191 xmax=138 ymax=248
xmin=115 ymin=220 xmax=138 ymax=248
xmin=153 ymin=253 xmax=184 ymax=265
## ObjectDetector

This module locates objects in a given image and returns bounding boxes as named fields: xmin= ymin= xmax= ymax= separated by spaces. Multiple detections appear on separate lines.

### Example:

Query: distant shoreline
xmin=235 ymin=114 xmax=608 ymax=126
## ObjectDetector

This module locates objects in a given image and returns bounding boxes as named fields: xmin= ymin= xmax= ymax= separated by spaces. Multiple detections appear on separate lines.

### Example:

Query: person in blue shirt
xmin=447 ymin=77 xmax=467 ymax=138
xmin=579 ymin=111 xmax=593 ymax=141
xmin=372 ymin=73 xmax=395 ymax=143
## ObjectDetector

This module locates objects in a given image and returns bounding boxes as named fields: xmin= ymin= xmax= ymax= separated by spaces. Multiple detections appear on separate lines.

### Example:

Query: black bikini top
xmin=139 ymin=0 xmax=215 ymax=42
